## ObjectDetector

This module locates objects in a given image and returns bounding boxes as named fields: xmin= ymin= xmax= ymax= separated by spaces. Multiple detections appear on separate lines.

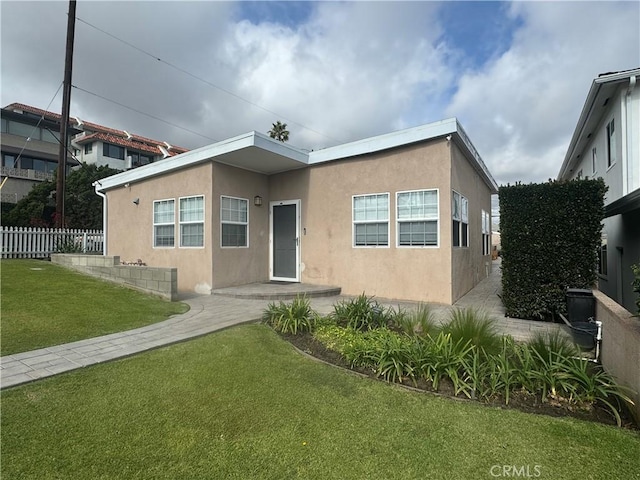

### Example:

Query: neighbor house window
xmin=84 ymin=143 xmax=93 ymax=154
xmin=353 ymin=193 xmax=389 ymax=247
xmin=397 ymin=189 xmax=438 ymax=247
xmin=591 ymin=147 xmax=597 ymax=175
xmin=103 ymin=142 xmax=125 ymax=160
xmin=452 ymin=191 xmax=468 ymax=247
xmin=482 ymin=210 xmax=491 ymax=255
xmin=179 ymin=196 xmax=204 ymax=247
xmin=606 ymin=119 xmax=616 ymax=168
xmin=598 ymin=240 xmax=608 ymax=276
xmin=153 ymin=199 xmax=175 ymax=247
xmin=221 ymin=196 xmax=248 ymax=247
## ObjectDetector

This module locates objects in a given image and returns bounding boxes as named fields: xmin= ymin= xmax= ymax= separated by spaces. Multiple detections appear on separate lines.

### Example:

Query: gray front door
xmin=271 ymin=201 xmax=299 ymax=281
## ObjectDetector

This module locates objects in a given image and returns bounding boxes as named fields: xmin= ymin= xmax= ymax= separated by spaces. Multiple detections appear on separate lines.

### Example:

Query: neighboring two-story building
xmin=1 ymin=103 xmax=188 ymax=204
xmin=558 ymin=68 xmax=640 ymax=313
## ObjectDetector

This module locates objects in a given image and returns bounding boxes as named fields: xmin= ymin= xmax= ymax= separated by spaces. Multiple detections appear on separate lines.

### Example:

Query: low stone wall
xmin=594 ymin=290 xmax=640 ymax=423
xmin=51 ymin=254 xmax=178 ymax=301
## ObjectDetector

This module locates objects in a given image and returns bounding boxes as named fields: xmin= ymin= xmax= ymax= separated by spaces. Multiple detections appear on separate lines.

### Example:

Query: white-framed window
xmin=591 ymin=147 xmax=597 ymax=175
xmin=397 ymin=189 xmax=439 ymax=247
xmin=353 ymin=193 xmax=389 ymax=247
xmin=221 ymin=196 xmax=248 ymax=247
xmin=452 ymin=191 xmax=468 ymax=247
xmin=606 ymin=119 xmax=616 ymax=169
xmin=482 ymin=210 xmax=491 ymax=255
xmin=153 ymin=199 xmax=175 ymax=247
xmin=179 ymin=195 xmax=204 ymax=247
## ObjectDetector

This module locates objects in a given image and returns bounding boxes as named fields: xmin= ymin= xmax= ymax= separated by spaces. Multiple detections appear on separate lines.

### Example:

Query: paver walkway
xmin=1 ymin=259 xmax=566 ymax=390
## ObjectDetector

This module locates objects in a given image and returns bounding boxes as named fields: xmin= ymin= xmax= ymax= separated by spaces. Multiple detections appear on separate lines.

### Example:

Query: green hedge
xmin=499 ymin=179 xmax=606 ymax=320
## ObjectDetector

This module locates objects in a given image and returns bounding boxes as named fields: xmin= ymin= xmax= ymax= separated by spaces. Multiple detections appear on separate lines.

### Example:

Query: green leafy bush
xmin=331 ymin=293 xmax=389 ymax=331
xmin=499 ymin=180 xmax=606 ymax=320
xmin=441 ymin=308 xmax=501 ymax=355
xmin=393 ymin=303 xmax=439 ymax=337
xmin=262 ymin=295 xmax=316 ymax=334
xmin=312 ymin=306 xmax=635 ymax=425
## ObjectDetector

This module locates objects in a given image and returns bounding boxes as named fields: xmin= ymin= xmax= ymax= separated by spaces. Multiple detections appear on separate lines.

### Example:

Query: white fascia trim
xmin=558 ymin=68 xmax=640 ymax=180
xmin=309 ymin=118 xmax=458 ymax=164
xmin=96 ymin=131 xmax=309 ymax=191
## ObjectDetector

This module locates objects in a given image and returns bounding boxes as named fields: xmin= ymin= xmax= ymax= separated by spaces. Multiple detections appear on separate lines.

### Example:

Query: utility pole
xmin=56 ymin=0 xmax=76 ymax=228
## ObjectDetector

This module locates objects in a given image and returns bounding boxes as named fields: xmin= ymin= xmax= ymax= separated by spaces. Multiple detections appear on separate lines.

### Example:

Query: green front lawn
xmin=0 ymin=259 xmax=189 ymax=356
xmin=2 ymin=325 xmax=638 ymax=479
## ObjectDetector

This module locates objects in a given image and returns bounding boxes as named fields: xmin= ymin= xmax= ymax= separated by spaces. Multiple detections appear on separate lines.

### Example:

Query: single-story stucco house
xmin=94 ymin=118 xmax=498 ymax=304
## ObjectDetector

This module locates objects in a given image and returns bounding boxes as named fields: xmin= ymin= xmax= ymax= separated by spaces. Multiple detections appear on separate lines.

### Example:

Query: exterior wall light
xmin=133 ymin=198 xmax=140 ymax=205
xmin=254 ymin=195 xmax=263 ymax=206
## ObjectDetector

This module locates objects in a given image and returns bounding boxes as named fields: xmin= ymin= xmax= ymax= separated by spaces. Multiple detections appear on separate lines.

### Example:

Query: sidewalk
xmin=1 ymin=260 xmax=565 ymax=390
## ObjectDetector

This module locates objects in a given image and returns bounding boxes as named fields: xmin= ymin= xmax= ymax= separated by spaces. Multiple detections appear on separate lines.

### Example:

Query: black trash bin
xmin=566 ymin=288 xmax=596 ymax=324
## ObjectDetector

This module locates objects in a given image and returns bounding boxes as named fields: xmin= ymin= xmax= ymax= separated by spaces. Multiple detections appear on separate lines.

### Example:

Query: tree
xmin=3 ymin=163 xmax=120 ymax=229
xmin=268 ymin=121 xmax=289 ymax=142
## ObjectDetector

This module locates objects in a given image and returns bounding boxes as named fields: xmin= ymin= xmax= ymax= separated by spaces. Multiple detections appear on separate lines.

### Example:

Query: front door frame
xmin=269 ymin=199 xmax=301 ymax=282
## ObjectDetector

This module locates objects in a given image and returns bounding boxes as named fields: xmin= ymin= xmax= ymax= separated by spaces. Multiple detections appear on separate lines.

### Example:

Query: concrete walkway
xmin=1 ymin=259 xmax=565 ymax=390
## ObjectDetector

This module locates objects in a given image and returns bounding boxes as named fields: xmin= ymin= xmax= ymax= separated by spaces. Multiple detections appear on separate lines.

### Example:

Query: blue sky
xmin=1 ymin=1 xmax=639 ymax=188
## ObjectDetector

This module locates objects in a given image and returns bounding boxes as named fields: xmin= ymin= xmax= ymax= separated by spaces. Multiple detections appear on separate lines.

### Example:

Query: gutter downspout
xmin=93 ymin=180 xmax=107 ymax=255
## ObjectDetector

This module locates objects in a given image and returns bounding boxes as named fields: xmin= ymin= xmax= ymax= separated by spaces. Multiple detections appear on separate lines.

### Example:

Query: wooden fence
xmin=0 ymin=227 xmax=104 ymax=258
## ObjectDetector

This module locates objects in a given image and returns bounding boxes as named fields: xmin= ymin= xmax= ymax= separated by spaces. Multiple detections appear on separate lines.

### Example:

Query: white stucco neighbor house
xmin=558 ymin=68 xmax=640 ymax=313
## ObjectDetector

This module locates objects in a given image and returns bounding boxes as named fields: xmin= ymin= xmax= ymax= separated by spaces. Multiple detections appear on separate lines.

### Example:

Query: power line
xmin=75 ymin=15 xmax=342 ymax=144
xmin=71 ymin=84 xmax=220 ymax=143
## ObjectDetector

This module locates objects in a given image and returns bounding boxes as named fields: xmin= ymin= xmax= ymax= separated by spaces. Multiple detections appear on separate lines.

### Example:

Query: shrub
xmin=441 ymin=308 xmax=501 ymax=355
xmin=331 ymin=293 xmax=389 ymax=331
xmin=262 ymin=295 xmax=316 ymax=334
xmin=499 ymin=179 xmax=606 ymax=320
xmin=393 ymin=303 xmax=439 ymax=337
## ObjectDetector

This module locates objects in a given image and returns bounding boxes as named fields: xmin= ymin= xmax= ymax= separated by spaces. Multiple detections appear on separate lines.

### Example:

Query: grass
xmin=0 ymin=259 xmax=189 ymax=356
xmin=2 ymin=325 xmax=639 ymax=479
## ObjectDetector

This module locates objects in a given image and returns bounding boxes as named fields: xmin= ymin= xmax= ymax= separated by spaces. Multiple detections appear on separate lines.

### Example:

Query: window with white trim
xmin=221 ymin=196 xmax=248 ymax=247
xmin=397 ymin=189 xmax=438 ymax=247
xmin=153 ymin=199 xmax=175 ymax=247
xmin=353 ymin=193 xmax=389 ymax=247
xmin=591 ymin=147 xmax=597 ymax=175
xmin=179 ymin=196 xmax=204 ymax=247
xmin=482 ymin=210 xmax=491 ymax=255
xmin=606 ymin=119 xmax=616 ymax=168
xmin=452 ymin=191 xmax=468 ymax=247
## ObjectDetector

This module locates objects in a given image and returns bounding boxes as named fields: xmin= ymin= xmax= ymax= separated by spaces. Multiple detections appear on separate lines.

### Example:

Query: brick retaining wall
xmin=51 ymin=254 xmax=177 ymax=301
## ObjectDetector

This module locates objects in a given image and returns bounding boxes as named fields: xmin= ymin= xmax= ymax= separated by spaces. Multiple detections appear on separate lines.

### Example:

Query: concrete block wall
xmin=51 ymin=254 xmax=178 ymax=301
xmin=595 ymin=290 xmax=640 ymax=423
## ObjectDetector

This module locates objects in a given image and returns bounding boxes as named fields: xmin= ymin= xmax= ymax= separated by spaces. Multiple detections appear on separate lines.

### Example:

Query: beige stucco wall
xmin=106 ymin=162 xmax=215 ymax=293
xmin=270 ymin=140 xmax=454 ymax=303
xmin=450 ymin=142 xmax=493 ymax=302
xmin=211 ymin=162 xmax=270 ymax=288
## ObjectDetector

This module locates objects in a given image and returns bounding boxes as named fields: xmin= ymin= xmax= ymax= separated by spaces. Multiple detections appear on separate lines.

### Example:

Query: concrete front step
xmin=212 ymin=282 xmax=342 ymax=300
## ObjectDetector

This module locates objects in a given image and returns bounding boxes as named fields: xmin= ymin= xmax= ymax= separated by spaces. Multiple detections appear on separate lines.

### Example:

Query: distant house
xmin=0 ymin=103 xmax=188 ymax=204
xmin=95 ymin=118 xmax=498 ymax=304
xmin=558 ymin=68 xmax=640 ymax=313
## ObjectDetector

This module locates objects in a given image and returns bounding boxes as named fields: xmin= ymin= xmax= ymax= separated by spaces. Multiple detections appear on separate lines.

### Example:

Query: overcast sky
xmin=1 ymin=1 xmax=639 ymax=189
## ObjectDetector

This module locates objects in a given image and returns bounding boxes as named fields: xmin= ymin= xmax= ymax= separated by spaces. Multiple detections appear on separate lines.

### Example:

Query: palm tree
xmin=268 ymin=121 xmax=289 ymax=142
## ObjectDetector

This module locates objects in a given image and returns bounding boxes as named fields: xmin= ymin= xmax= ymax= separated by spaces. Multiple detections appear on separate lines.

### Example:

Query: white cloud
xmin=446 ymin=1 xmax=640 ymax=186
xmin=1 ymin=1 xmax=638 ymax=188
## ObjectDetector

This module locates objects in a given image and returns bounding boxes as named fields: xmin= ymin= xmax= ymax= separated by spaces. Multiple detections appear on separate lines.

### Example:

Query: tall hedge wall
xmin=499 ymin=179 xmax=606 ymax=321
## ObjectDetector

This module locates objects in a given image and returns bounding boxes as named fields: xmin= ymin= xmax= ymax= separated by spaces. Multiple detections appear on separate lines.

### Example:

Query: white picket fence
xmin=0 ymin=227 xmax=104 ymax=258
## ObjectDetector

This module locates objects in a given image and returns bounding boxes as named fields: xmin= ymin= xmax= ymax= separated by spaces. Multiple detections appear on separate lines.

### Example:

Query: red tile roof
xmin=4 ymin=103 xmax=189 ymax=157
